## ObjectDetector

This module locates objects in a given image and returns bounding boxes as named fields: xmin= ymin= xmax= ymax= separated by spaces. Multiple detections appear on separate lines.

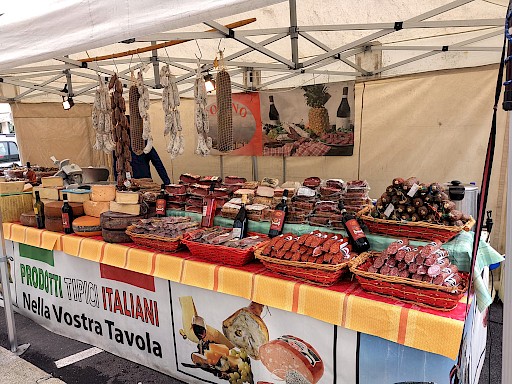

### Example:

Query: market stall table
xmin=2 ymin=222 xmax=502 ymax=383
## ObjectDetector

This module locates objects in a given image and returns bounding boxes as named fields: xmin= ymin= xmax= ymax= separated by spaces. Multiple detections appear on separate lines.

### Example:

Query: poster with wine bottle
xmin=206 ymin=80 xmax=355 ymax=157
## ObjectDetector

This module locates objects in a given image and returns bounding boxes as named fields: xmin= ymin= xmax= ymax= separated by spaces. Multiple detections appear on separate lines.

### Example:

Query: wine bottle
xmin=201 ymin=183 xmax=217 ymax=228
xmin=156 ymin=184 xmax=167 ymax=217
xmin=24 ymin=162 xmax=37 ymax=183
xmin=269 ymin=95 xmax=280 ymax=125
xmin=338 ymin=201 xmax=370 ymax=252
xmin=33 ymin=191 xmax=45 ymax=229
xmin=61 ymin=193 xmax=74 ymax=234
xmin=268 ymin=190 xmax=288 ymax=238
xmin=232 ymin=194 xmax=248 ymax=239
xmin=336 ymin=87 xmax=350 ymax=132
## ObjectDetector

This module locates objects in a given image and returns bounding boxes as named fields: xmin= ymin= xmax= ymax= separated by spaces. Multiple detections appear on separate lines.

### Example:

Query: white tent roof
xmin=0 ymin=0 xmax=507 ymax=102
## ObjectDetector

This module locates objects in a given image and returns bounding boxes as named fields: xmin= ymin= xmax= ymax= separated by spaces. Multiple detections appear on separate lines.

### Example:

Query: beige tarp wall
xmin=11 ymin=64 xmax=508 ymax=252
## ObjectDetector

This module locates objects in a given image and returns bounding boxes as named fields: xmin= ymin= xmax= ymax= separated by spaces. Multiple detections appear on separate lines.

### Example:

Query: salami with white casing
xmin=92 ymin=76 xmax=115 ymax=153
xmin=136 ymin=71 xmax=153 ymax=154
xmin=161 ymin=65 xmax=184 ymax=158
xmin=194 ymin=63 xmax=212 ymax=156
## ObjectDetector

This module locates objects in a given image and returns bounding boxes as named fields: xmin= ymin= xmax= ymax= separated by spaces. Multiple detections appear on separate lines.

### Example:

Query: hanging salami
xmin=129 ymin=73 xmax=144 ymax=155
xmin=216 ymin=52 xmax=233 ymax=152
xmin=137 ymin=70 xmax=153 ymax=154
xmin=161 ymin=64 xmax=184 ymax=159
xmin=194 ymin=63 xmax=212 ymax=156
xmin=91 ymin=76 xmax=115 ymax=153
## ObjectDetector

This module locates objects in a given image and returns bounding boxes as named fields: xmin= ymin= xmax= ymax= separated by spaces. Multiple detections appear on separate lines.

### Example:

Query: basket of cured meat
xmin=350 ymin=239 xmax=468 ymax=311
xmin=254 ymin=231 xmax=357 ymax=286
xmin=126 ymin=217 xmax=200 ymax=252
xmin=181 ymin=227 xmax=268 ymax=266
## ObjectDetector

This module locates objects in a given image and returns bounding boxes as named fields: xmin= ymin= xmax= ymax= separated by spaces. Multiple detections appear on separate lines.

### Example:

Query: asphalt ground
xmin=0 ymin=307 xmax=185 ymax=384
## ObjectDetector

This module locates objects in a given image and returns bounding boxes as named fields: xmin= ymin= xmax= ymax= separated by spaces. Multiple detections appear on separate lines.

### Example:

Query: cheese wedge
xmin=109 ymin=201 xmax=140 ymax=215
xmin=83 ymin=200 xmax=110 ymax=218
xmin=59 ymin=189 xmax=91 ymax=203
xmin=41 ymin=177 xmax=64 ymax=188
xmin=90 ymin=185 xmax=116 ymax=202
xmin=115 ymin=191 xmax=139 ymax=205
xmin=33 ymin=186 xmax=61 ymax=200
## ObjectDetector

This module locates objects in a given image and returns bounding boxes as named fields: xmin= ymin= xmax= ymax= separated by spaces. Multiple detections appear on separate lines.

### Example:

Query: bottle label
xmin=202 ymin=205 xmax=207 ymax=217
xmin=34 ymin=207 xmax=38 ymax=215
xmin=232 ymin=228 xmax=242 ymax=239
xmin=345 ymin=218 xmax=365 ymax=240
xmin=269 ymin=210 xmax=285 ymax=232
xmin=62 ymin=213 xmax=70 ymax=229
xmin=156 ymin=199 xmax=166 ymax=214
xmin=336 ymin=117 xmax=351 ymax=131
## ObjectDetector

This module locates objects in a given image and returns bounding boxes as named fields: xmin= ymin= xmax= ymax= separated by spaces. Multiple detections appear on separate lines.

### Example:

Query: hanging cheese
xmin=109 ymin=201 xmax=140 ymax=215
xmin=90 ymin=185 xmax=116 ymax=202
xmin=41 ymin=177 xmax=64 ymax=188
xmin=83 ymin=200 xmax=110 ymax=218
xmin=115 ymin=191 xmax=139 ymax=205
xmin=32 ymin=186 xmax=62 ymax=201
xmin=72 ymin=216 xmax=102 ymax=237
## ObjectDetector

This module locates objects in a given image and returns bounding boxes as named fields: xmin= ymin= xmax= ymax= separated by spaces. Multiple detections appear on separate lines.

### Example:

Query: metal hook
xmin=217 ymin=38 xmax=223 ymax=52
xmin=194 ymin=40 xmax=203 ymax=60
xmin=129 ymin=54 xmax=133 ymax=70
xmin=112 ymin=57 xmax=119 ymax=73
xmin=85 ymin=51 xmax=100 ymax=78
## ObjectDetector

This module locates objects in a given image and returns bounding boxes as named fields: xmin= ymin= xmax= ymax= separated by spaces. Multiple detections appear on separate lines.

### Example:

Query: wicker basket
xmin=125 ymin=225 xmax=182 ymax=252
xmin=254 ymin=243 xmax=351 ymax=286
xmin=181 ymin=229 xmax=266 ymax=266
xmin=350 ymin=252 xmax=468 ymax=310
xmin=357 ymin=206 xmax=475 ymax=243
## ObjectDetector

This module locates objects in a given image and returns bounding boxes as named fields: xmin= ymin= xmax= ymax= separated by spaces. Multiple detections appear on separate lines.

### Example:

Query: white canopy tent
xmin=0 ymin=1 xmax=510 ymax=383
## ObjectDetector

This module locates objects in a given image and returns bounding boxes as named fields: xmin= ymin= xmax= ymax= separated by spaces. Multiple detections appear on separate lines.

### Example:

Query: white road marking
xmin=54 ymin=347 xmax=103 ymax=368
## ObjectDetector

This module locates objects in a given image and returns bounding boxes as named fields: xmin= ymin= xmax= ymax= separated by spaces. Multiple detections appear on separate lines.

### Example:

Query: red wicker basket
xmin=357 ymin=206 xmax=475 ymax=243
xmin=182 ymin=229 xmax=267 ymax=266
xmin=254 ymin=244 xmax=351 ymax=286
xmin=126 ymin=225 xmax=182 ymax=253
xmin=350 ymin=252 xmax=468 ymax=311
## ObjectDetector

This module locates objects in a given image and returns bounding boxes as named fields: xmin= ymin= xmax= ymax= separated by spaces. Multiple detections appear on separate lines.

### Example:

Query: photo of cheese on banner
xmin=170 ymin=282 xmax=346 ymax=384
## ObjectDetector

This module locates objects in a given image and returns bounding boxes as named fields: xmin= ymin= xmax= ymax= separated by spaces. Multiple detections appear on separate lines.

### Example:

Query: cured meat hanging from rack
xmin=91 ymin=76 xmax=115 ymax=153
xmin=161 ymin=64 xmax=184 ymax=159
xmin=194 ymin=63 xmax=212 ymax=156
xmin=216 ymin=51 xmax=233 ymax=152
xmin=129 ymin=72 xmax=144 ymax=155
xmin=137 ymin=70 xmax=153 ymax=154
xmin=109 ymin=73 xmax=132 ymax=187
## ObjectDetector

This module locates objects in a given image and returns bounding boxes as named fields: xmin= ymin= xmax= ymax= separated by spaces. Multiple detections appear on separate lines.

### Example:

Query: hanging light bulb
xmin=204 ymin=73 xmax=216 ymax=93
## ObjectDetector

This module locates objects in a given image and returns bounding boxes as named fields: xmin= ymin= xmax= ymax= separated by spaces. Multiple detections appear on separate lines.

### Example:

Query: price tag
xmin=232 ymin=228 xmax=242 ymax=238
xmin=126 ymin=172 xmax=132 ymax=180
xmin=384 ymin=203 xmax=395 ymax=218
xmin=407 ymin=183 xmax=419 ymax=197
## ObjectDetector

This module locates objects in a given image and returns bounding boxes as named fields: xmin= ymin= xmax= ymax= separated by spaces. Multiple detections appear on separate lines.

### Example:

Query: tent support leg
xmin=0 ymin=215 xmax=17 ymax=353
xmin=502 ymin=112 xmax=512 ymax=384
xmin=289 ymin=0 xmax=299 ymax=69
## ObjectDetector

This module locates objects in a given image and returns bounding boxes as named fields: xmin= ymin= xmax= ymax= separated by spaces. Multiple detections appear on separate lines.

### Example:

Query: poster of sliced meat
xmin=206 ymin=81 xmax=355 ymax=157
xmin=169 ymin=281 xmax=353 ymax=384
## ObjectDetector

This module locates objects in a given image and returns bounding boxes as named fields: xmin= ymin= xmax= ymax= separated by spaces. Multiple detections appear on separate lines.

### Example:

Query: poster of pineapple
xmin=206 ymin=80 xmax=355 ymax=156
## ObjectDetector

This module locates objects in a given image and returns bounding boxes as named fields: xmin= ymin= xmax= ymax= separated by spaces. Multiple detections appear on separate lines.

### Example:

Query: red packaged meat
xmin=224 ymin=176 xmax=247 ymax=185
xmin=303 ymin=177 xmax=321 ymax=188
xmin=326 ymin=179 xmax=344 ymax=189
xmin=165 ymin=184 xmax=187 ymax=195
xmin=320 ymin=186 xmax=342 ymax=196
xmin=179 ymin=173 xmax=200 ymax=184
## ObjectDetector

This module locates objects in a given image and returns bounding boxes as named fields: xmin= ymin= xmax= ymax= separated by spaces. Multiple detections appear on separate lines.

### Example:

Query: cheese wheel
xmin=59 ymin=189 xmax=91 ymax=203
xmin=45 ymin=216 xmax=64 ymax=233
xmin=84 ymin=200 xmax=110 ymax=218
xmin=44 ymin=202 xmax=84 ymax=218
xmin=115 ymin=191 xmax=140 ymax=204
xmin=20 ymin=212 xmax=37 ymax=227
xmin=102 ymin=228 xmax=132 ymax=243
xmin=72 ymin=216 xmax=102 ymax=237
xmin=109 ymin=201 xmax=140 ymax=215
xmin=259 ymin=336 xmax=324 ymax=384
xmin=90 ymin=185 xmax=116 ymax=202
xmin=41 ymin=176 xmax=64 ymax=187
xmin=100 ymin=211 xmax=144 ymax=230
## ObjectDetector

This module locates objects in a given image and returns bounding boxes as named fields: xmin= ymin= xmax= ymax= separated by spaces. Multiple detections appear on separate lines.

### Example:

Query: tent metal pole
xmin=289 ymin=0 xmax=299 ymax=68
xmin=0 ymin=212 xmax=17 ymax=352
xmin=14 ymin=73 xmax=65 ymax=100
xmin=502 ymin=112 xmax=512 ymax=384
xmin=151 ymin=41 xmax=161 ymax=88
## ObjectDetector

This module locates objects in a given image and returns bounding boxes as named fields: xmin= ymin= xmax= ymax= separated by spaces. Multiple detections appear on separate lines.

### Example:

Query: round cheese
xmin=20 ymin=212 xmax=37 ymax=228
xmin=84 ymin=200 xmax=110 ymax=218
xmin=100 ymin=211 xmax=144 ymax=230
xmin=102 ymin=228 xmax=132 ymax=243
xmin=90 ymin=185 xmax=116 ymax=202
xmin=45 ymin=216 xmax=64 ymax=233
xmin=44 ymin=202 xmax=84 ymax=218
xmin=72 ymin=216 xmax=102 ymax=237
xmin=115 ymin=191 xmax=140 ymax=205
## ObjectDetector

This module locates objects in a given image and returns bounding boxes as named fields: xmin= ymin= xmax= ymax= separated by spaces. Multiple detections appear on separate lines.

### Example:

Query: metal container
xmin=444 ymin=180 xmax=479 ymax=221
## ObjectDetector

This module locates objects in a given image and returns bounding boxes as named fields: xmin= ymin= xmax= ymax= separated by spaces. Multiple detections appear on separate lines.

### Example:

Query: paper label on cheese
xmin=407 ymin=183 xmax=419 ymax=197
xmin=384 ymin=203 xmax=395 ymax=218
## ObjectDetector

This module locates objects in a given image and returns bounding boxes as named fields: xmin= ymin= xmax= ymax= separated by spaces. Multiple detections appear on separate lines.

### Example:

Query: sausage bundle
xmin=368 ymin=239 xmax=463 ymax=287
xmin=260 ymin=230 xmax=356 ymax=265
xmin=161 ymin=65 xmax=184 ymax=158
xmin=109 ymin=73 xmax=132 ymax=187
xmin=91 ymin=77 xmax=115 ymax=153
